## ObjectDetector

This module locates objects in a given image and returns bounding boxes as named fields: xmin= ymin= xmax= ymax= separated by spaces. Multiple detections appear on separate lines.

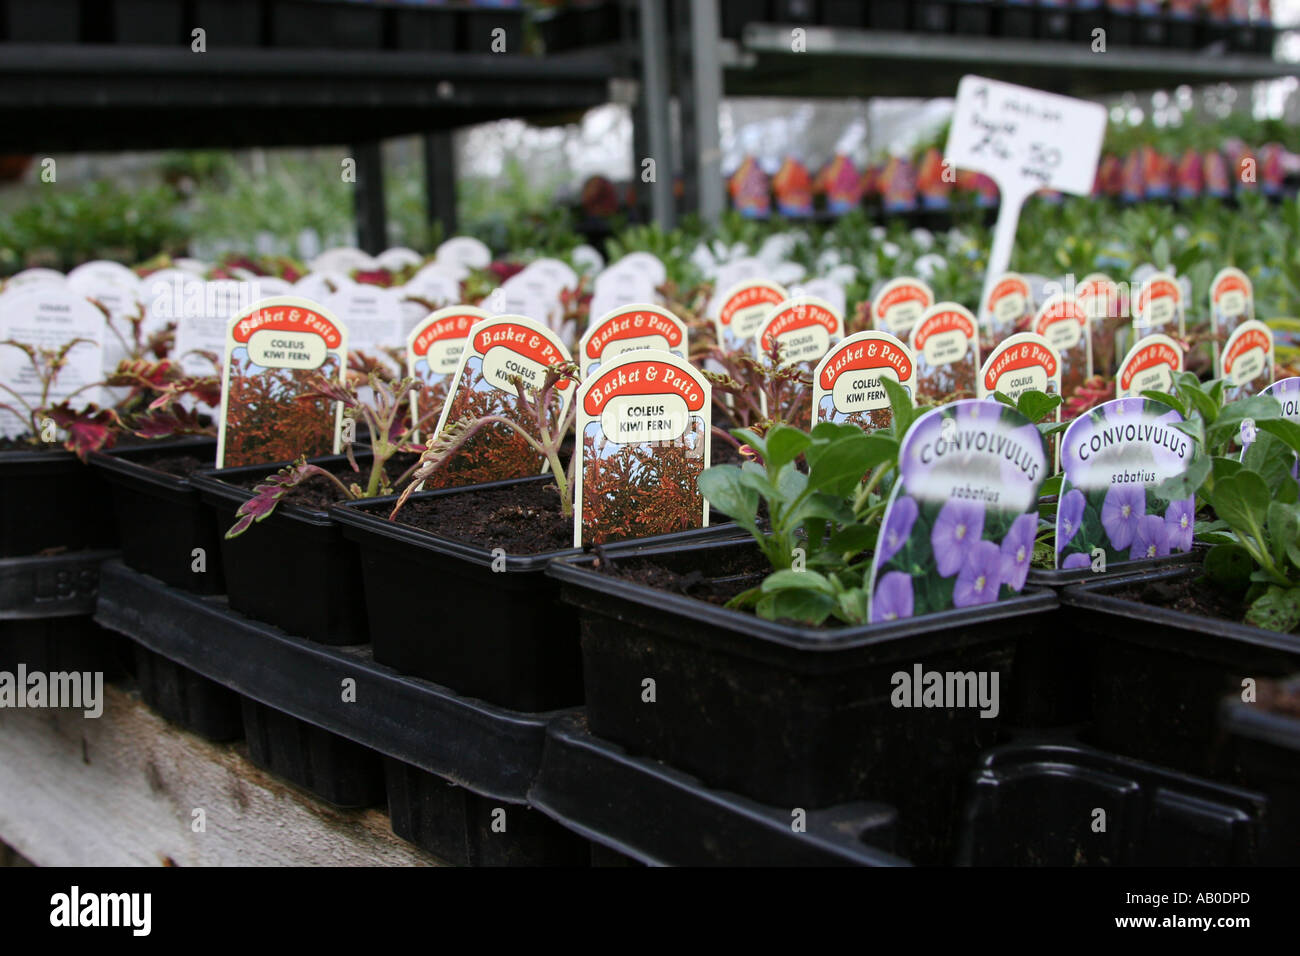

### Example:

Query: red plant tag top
xmin=231 ymin=303 xmax=343 ymax=349
xmin=582 ymin=359 xmax=707 ymax=416
xmin=757 ymin=300 xmax=840 ymax=352
xmin=982 ymin=337 xmax=1059 ymax=394
xmin=411 ymin=311 xmax=479 ymax=356
xmin=584 ymin=307 xmax=685 ymax=359
xmin=986 ymin=276 xmax=1030 ymax=315
xmin=1119 ymin=340 xmax=1181 ymax=392
xmin=1223 ymin=326 xmax=1272 ymax=374
xmin=472 ymin=320 xmax=572 ymax=390
xmin=912 ymin=307 xmax=976 ymax=349
xmin=818 ymin=336 xmax=913 ymax=389
xmin=1212 ymin=272 xmax=1250 ymax=303
xmin=719 ymin=282 xmax=785 ymax=327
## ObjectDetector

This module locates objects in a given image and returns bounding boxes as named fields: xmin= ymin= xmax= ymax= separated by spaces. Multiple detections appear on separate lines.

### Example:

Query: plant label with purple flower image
xmin=1055 ymin=397 xmax=1195 ymax=571
xmin=216 ymin=296 xmax=348 ymax=468
xmin=753 ymin=296 xmax=843 ymax=367
xmin=579 ymin=303 xmax=688 ymax=379
xmin=1219 ymin=319 xmax=1274 ymax=402
xmin=1241 ymin=377 xmax=1300 ymax=485
xmin=1132 ymin=271 xmax=1185 ymax=342
xmin=713 ymin=279 xmax=787 ymax=354
xmin=983 ymin=273 xmax=1033 ymax=343
xmin=867 ymin=400 xmax=1048 ymax=622
xmin=871 ymin=277 xmax=934 ymax=339
xmin=909 ymin=302 xmax=980 ymax=400
xmin=1209 ymin=267 xmax=1254 ymax=364
xmin=0 ymin=287 xmax=106 ymax=439
xmin=426 ymin=314 xmax=574 ymax=489
xmin=406 ymin=305 xmax=488 ymax=442
xmin=1115 ymin=334 xmax=1183 ymax=399
xmin=573 ymin=351 xmax=710 ymax=548
xmin=326 ymin=285 xmax=404 ymax=374
xmin=812 ymin=331 xmax=915 ymax=433
xmin=979 ymin=332 xmax=1061 ymax=405
xmin=1032 ymin=294 xmax=1091 ymax=396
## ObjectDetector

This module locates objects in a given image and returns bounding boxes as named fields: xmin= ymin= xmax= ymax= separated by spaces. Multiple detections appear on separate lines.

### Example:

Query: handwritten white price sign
xmin=945 ymin=76 xmax=1106 ymax=324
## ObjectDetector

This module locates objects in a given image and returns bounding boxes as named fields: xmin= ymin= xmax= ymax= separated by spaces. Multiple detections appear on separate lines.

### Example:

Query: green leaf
xmin=990 ymin=390 xmax=1017 ymax=409
xmin=1267 ymin=501 xmax=1300 ymax=571
xmin=698 ymin=466 xmax=759 ymax=527
xmin=1207 ymin=394 xmax=1284 ymax=450
xmin=761 ymin=568 xmax=834 ymax=594
xmin=1139 ymin=389 xmax=1187 ymax=418
xmin=1016 ymin=389 xmax=1063 ymax=424
xmin=1181 ymin=384 xmax=1221 ymax=425
xmin=806 ymin=433 xmax=877 ymax=496
xmin=1209 ymin=470 xmax=1272 ymax=539
xmin=1039 ymin=474 xmax=1063 ymax=498
xmin=1204 ymin=543 xmax=1254 ymax=593
xmin=880 ymin=376 xmax=915 ymax=437
xmin=1257 ymin=418 xmax=1300 ymax=456
xmin=729 ymin=427 xmax=767 ymax=462
xmin=756 ymin=588 xmax=835 ymax=625
xmin=1242 ymin=431 xmax=1297 ymax=499
xmin=827 ymin=524 xmax=878 ymax=555
xmin=1153 ymin=450 xmax=1209 ymax=502
xmin=1245 ymin=586 xmax=1300 ymax=633
xmin=764 ymin=425 xmax=812 ymax=473
xmin=836 ymin=588 xmax=869 ymax=625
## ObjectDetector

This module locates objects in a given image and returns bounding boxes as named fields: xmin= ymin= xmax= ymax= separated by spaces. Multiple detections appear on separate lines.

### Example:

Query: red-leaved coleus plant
xmin=693 ymin=336 xmax=813 ymax=453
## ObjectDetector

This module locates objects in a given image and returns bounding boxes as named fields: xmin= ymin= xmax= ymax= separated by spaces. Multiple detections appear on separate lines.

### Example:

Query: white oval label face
xmin=599 ymin=393 xmax=691 ymax=446
xmin=773 ymin=324 xmax=831 ymax=365
xmin=991 ymin=364 xmax=1047 ymax=397
xmin=427 ymin=339 xmax=465 ymax=375
xmin=1039 ymin=313 xmax=1081 ymax=351
xmin=603 ymin=333 xmax=672 ymax=362
xmin=921 ymin=329 xmax=968 ymax=365
xmin=832 ymin=366 xmax=899 ymax=413
xmin=874 ymin=278 xmax=933 ymax=337
xmin=994 ymin=290 xmax=1027 ymax=325
xmin=1217 ymin=288 xmax=1245 ymax=316
xmin=1228 ymin=345 xmax=1266 ymax=385
xmin=481 ymin=346 xmax=548 ymax=393
xmin=247 ymin=329 xmax=327 ymax=369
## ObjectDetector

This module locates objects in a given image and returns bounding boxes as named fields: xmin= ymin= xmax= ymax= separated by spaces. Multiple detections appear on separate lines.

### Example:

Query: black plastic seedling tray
xmin=549 ymin=536 xmax=1058 ymax=863
xmin=192 ymin=0 xmax=264 ymax=47
xmin=867 ymin=0 xmax=908 ymax=30
xmin=193 ymin=453 xmax=367 ymax=645
xmin=951 ymin=1 xmax=992 ymax=36
xmin=1221 ymin=691 xmax=1300 ymax=865
xmin=461 ymin=5 xmax=525 ymax=54
xmin=0 ymin=448 xmax=115 ymax=559
xmin=112 ymin=0 xmax=185 ymax=44
xmin=390 ymin=3 xmax=458 ymax=52
xmin=913 ymin=1 xmax=951 ymax=33
xmin=334 ymin=475 xmax=745 ymax=713
xmin=1060 ymin=566 xmax=1300 ymax=782
xmin=957 ymin=740 xmax=1267 ymax=866
xmin=93 ymin=560 xmax=560 ymax=805
xmin=92 ymin=436 xmax=224 ymax=595
xmin=821 ymin=0 xmax=864 ymax=27
xmin=528 ymin=713 xmax=908 ymax=866
xmin=268 ymin=0 xmax=383 ymax=49
xmin=133 ymin=645 xmax=243 ymax=742
xmin=0 ymin=549 xmax=116 ymax=619
xmin=5 ymin=0 xmax=83 ymax=41
xmin=720 ymin=0 xmax=768 ymax=38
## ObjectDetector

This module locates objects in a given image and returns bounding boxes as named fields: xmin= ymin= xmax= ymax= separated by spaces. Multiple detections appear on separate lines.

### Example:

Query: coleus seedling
xmin=695 ymin=335 xmax=815 ymax=452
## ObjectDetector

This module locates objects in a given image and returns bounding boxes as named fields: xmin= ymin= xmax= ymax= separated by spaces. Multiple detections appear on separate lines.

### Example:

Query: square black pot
xmin=1069 ymin=3 xmax=1104 ymax=42
xmin=997 ymin=2 xmax=1036 ymax=38
xmin=1103 ymin=9 xmax=1135 ymax=45
xmin=1165 ymin=15 xmax=1195 ymax=50
xmin=0 ymin=617 xmax=129 ymax=679
xmin=384 ymin=759 xmax=589 ymax=866
xmin=268 ymin=0 xmax=383 ymax=49
xmin=821 ymin=0 xmax=865 ymax=28
xmin=390 ymin=5 xmax=458 ymax=52
xmin=191 ymin=0 xmax=263 ymax=47
xmin=0 ymin=448 xmax=115 ymax=558
xmin=241 ymin=697 xmax=385 ymax=808
xmin=5 ymin=0 xmax=82 ymax=41
xmin=133 ymin=645 xmax=244 ymax=742
xmin=549 ymin=536 xmax=1058 ymax=863
xmin=952 ymin=1 xmax=992 ymax=36
xmin=866 ymin=0 xmax=907 ymax=30
xmin=192 ymin=453 xmax=368 ymax=645
xmin=461 ymin=7 xmax=524 ymax=54
xmin=721 ymin=0 xmax=769 ymax=38
xmin=112 ymin=0 xmax=185 ymax=44
xmin=91 ymin=437 xmax=225 ymax=595
xmin=914 ymin=1 xmax=951 ymax=33
xmin=1221 ymin=693 xmax=1300 ymax=865
xmin=1254 ymin=24 xmax=1277 ymax=55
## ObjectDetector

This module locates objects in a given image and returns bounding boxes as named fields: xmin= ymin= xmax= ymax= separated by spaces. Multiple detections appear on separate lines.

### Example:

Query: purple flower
xmin=1101 ymin=484 xmax=1145 ymax=551
xmin=931 ymin=499 xmax=985 ymax=577
xmin=1062 ymin=551 xmax=1092 ymax=570
xmin=954 ymin=540 xmax=1003 ymax=608
xmin=878 ymin=496 xmax=918 ymax=564
xmin=1164 ymin=498 xmax=1194 ymax=553
xmin=1000 ymin=513 xmax=1037 ymax=592
xmin=1058 ymin=489 xmax=1085 ymax=549
xmin=1130 ymin=513 xmax=1170 ymax=561
xmin=871 ymin=571 xmax=914 ymax=623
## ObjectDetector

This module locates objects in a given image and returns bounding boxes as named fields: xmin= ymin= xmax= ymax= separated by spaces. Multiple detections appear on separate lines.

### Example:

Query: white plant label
xmin=579 ymin=303 xmax=688 ymax=378
xmin=1116 ymin=334 xmax=1183 ymax=400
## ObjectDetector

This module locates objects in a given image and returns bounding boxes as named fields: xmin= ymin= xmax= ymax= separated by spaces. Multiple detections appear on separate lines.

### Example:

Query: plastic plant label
xmin=983 ymin=272 xmax=1033 ymax=343
xmin=426 ymin=314 xmax=574 ymax=489
xmin=293 ymin=271 xmax=354 ymax=304
xmin=65 ymin=259 xmax=139 ymax=291
xmin=0 ymin=288 xmax=106 ymax=440
xmin=436 ymin=236 xmax=492 ymax=275
xmin=978 ymin=332 xmax=1061 ymax=404
xmin=311 ymin=247 xmax=378 ymax=275
xmin=1032 ymin=294 xmax=1091 ymax=395
xmin=705 ymin=258 xmax=767 ymax=319
xmin=216 ymin=296 xmax=348 ymax=469
xmin=67 ymin=275 xmax=149 ymax=377
xmin=5 ymin=268 xmax=65 ymax=291
xmin=945 ymin=76 xmax=1106 ymax=323
xmin=612 ymin=252 xmax=668 ymax=289
xmin=1076 ymin=272 xmax=1122 ymax=376
xmin=794 ymin=278 xmax=847 ymax=318
xmin=399 ymin=270 xmax=461 ymax=333
xmin=866 ymin=399 xmax=1048 ymax=622
xmin=406 ymin=305 xmax=488 ymax=442
xmin=1116 ymin=334 xmax=1183 ymax=400
xmin=910 ymin=302 xmax=981 ymax=400
xmin=1241 ymin=377 xmax=1300 ymax=485
xmin=1132 ymin=271 xmax=1186 ymax=341
xmin=812 ymin=330 xmax=915 ymax=432
xmin=1209 ymin=266 xmax=1254 ymax=363
xmin=521 ymin=258 xmax=579 ymax=295
xmin=376 ymin=247 xmax=423 ymax=272
xmin=871 ymin=277 xmax=935 ymax=339
xmin=579 ymin=303 xmax=688 ymax=378
xmin=588 ymin=271 xmax=658 ymax=327
xmin=574 ymin=351 xmax=710 ymax=547
xmin=1219 ymin=319 xmax=1274 ymax=401
xmin=713 ymin=279 xmax=787 ymax=354
xmin=326 ymin=286 xmax=404 ymax=373
xmin=753 ymin=296 xmax=843 ymax=368
xmin=1055 ymin=398 xmax=1195 ymax=570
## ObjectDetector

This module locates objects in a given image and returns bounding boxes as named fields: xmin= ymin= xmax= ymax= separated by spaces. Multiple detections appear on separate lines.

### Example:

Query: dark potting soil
xmin=1257 ymin=678 xmax=1300 ymax=718
xmin=146 ymin=453 xmax=212 ymax=478
xmin=230 ymin=453 xmax=422 ymax=511
xmin=1113 ymin=576 xmax=1259 ymax=629
xmin=395 ymin=480 xmax=574 ymax=553
xmin=593 ymin=547 xmax=770 ymax=606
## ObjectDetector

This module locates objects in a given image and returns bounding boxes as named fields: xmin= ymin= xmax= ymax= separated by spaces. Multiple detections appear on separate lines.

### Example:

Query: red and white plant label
xmin=574 ymin=351 xmax=711 ymax=547
xmin=578 ymin=303 xmax=688 ymax=378
xmin=753 ymin=296 xmax=843 ymax=368
xmin=979 ymin=332 xmax=1061 ymax=403
xmin=1116 ymin=334 xmax=1183 ymax=400
xmin=406 ymin=305 xmax=487 ymax=442
xmin=326 ymin=285 xmax=404 ymax=374
xmin=1219 ymin=319 xmax=1274 ymax=401
xmin=1032 ymin=294 xmax=1091 ymax=395
xmin=0 ymin=287 xmax=105 ymax=439
xmin=1209 ymin=266 xmax=1254 ymax=363
xmin=426 ymin=314 xmax=574 ymax=488
xmin=1132 ymin=271 xmax=1185 ymax=341
xmin=217 ymin=296 xmax=348 ymax=468
xmin=983 ymin=272 xmax=1032 ymax=342
xmin=909 ymin=302 xmax=981 ymax=400
xmin=871 ymin=277 xmax=934 ymax=339
xmin=812 ymin=330 xmax=915 ymax=432
xmin=713 ymin=279 xmax=787 ymax=354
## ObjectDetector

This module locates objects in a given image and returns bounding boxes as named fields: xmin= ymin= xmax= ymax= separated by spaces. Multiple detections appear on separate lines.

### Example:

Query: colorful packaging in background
xmin=1261 ymin=142 xmax=1285 ymax=196
xmin=1175 ymin=148 xmax=1204 ymax=199
xmin=728 ymin=156 xmax=771 ymax=219
xmin=1204 ymin=150 xmax=1232 ymax=198
xmin=880 ymin=156 xmax=918 ymax=213
xmin=773 ymin=157 xmax=814 ymax=217
xmin=917 ymin=148 xmax=952 ymax=210
xmin=818 ymin=154 xmax=863 ymax=214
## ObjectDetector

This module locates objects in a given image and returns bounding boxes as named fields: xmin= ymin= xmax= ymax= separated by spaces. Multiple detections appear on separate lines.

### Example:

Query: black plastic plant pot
xmin=241 ymin=698 xmax=385 ymax=808
xmin=1221 ymin=692 xmax=1300 ymax=865
xmin=0 ymin=448 xmax=115 ymax=558
xmin=951 ymin=2 xmax=992 ymax=36
xmin=5 ymin=0 xmax=82 ymax=41
xmin=192 ymin=0 xmax=264 ymax=47
xmin=548 ymin=537 xmax=1058 ymax=864
xmin=112 ymin=0 xmax=186 ymax=44
xmin=866 ymin=0 xmax=908 ymax=30
xmin=384 ymin=759 xmax=590 ymax=866
xmin=720 ymin=0 xmax=769 ymax=39
xmin=0 ymin=617 xmax=129 ymax=680
xmin=821 ymin=0 xmax=865 ymax=27
xmin=1164 ymin=16 xmax=1195 ymax=50
xmin=957 ymin=741 xmax=1267 ymax=865
xmin=461 ymin=7 xmax=525 ymax=54
xmin=996 ymin=2 xmax=1036 ymax=38
xmin=390 ymin=4 xmax=458 ymax=52
xmin=332 ymin=475 xmax=744 ymax=713
xmin=913 ymin=1 xmax=951 ymax=33
xmin=192 ymin=453 xmax=367 ymax=646
xmin=1254 ymin=24 xmax=1277 ymax=56
xmin=1059 ymin=566 xmax=1300 ymax=781
xmin=1024 ymin=548 xmax=1197 ymax=589
xmin=1102 ymin=8 xmax=1135 ymax=45
xmin=133 ymin=645 xmax=243 ymax=742
xmin=91 ymin=437 xmax=225 ymax=595
xmin=268 ymin=0 xmax=383 ymax=49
